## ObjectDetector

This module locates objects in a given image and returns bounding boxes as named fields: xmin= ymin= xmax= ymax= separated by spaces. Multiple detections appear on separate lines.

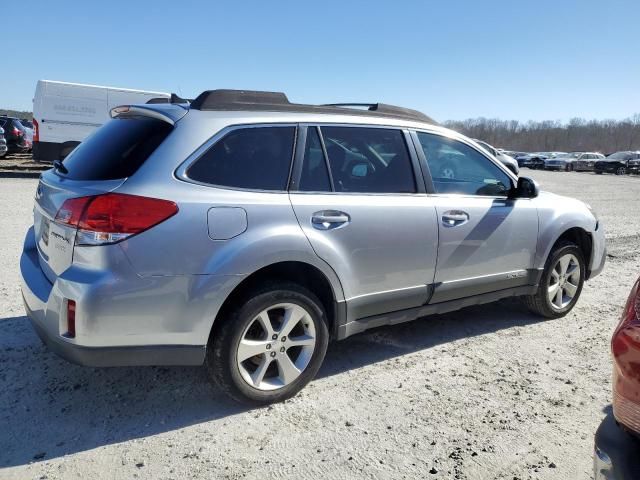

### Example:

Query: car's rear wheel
xmin=595 ymin=171 xmax=603 ymax=175
xmin=206 ymin=283 xmax=329 ymax=404
xmin=523 ymin=241 xmax=585 ymax=318
xmin=616 ymin=166 xmax=626 ymax=175
xmin=566 ymin=163 xmax=573 ymax=172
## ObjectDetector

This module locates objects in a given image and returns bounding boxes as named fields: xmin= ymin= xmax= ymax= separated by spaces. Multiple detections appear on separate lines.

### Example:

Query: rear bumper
xmin=20 ymin=226 xmax=207 ymax=366
xmin=25 ymin=295 xmax=205 ymax=366
xmin=594 ymin=412 xmax=640 ymax=479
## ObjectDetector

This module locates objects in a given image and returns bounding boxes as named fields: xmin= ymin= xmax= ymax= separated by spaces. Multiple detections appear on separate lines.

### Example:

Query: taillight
xmin=33 ymin=119 xmax=39 ymax=142
xmin=612 ymin=277 xmax=640 ymax=433
xmin=13 ymin=127 xmax=22 ymax=137
xmin=66 ymin=300 xmax=76 ymax=338
xmin=54 ymin=193 xmax=178 ymax=245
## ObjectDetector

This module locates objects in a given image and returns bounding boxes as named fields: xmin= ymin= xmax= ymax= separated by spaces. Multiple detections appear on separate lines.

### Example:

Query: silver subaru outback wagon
xmin=20 ymin=90 xmax=606 ymax=404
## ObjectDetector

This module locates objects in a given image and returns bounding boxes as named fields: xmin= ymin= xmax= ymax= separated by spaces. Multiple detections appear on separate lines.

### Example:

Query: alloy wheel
xmin=236 ymin=303 xmax=316 ymax=391
xmin=548 ymin=253 xmax=581 ymax=310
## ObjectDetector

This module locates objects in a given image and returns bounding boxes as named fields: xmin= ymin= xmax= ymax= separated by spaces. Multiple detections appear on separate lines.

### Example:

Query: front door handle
xmin=312 ymin=210 xmax=350 ymax=230
xmin=442 ymin=210 xmax=469 ymax=227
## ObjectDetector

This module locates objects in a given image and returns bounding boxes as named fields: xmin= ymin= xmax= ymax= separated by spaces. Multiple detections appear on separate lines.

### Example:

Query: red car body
xmin=594 ymin=276 xmax=640 ymax=479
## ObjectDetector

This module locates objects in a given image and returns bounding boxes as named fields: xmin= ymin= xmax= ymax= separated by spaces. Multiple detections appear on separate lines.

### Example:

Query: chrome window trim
xmin=174 ymin=123 xmax=298 ymax=193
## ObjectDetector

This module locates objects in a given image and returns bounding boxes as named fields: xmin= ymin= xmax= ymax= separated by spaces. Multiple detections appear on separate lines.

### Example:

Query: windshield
xmin=606 ymin=152 xmax=632 ymax=160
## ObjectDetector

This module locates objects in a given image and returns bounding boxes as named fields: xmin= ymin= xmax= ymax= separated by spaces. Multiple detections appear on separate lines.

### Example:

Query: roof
xmin=189 ymin=89 xmax=437 ymax=125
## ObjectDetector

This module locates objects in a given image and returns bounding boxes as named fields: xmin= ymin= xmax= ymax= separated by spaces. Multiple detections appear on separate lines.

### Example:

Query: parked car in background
xmin=0 ymin=116 xmax=29 ymax=153
xmin=20 ymin=89 xmax=607 ymax=404
xmin=546 ymin=152 xmax=605 ymax=172
xmin=20 ymin=120 xmax=34 ymax=152
xmin=0 ymin=127 xmax=7 ymax=158
xmin=473 ymin=139 xmax=519 ymax=174
xmin=629 ymin=157 xmax=640 ymax=174
xmin=574 ymin=153 xmax=606 ymax=172
xmin=518 ymin=152 xmax=562 ymax=169
xmin=594 ymin=151 xmax=640 ymax=175
xmin=594 ymin=275 xmax=640 ymax=479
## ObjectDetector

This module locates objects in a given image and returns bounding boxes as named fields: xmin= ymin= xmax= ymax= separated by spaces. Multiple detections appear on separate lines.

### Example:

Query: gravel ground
xmin=1 ymin=170 xmax=639 ymax=480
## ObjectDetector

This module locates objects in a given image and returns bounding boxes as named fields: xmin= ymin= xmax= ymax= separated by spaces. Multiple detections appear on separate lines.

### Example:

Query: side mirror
xmin=512 ymin=176 xmax=539 ymax=198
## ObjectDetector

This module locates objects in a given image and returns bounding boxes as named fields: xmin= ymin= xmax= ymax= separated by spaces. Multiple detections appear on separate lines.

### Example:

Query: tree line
xmin=444 ymin=115 xmax=640 ymax=154
xmin=0 ymin=109 xmax=32 ymax=120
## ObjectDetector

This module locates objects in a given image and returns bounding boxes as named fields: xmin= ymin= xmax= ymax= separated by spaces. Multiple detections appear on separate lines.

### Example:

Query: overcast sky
xmin=2 ymin=0 xmax=639 ymax=122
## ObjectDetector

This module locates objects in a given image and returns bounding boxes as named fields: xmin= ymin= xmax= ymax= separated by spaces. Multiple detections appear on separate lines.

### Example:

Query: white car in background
xmin=473 ymin=139 xmax=519 ymax=174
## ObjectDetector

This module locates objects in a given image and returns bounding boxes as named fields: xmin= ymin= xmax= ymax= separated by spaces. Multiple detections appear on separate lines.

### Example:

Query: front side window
xmin=319 ymin=126 xmax=416 ymax=193
xmin=187 ymin=126 xmax=295 ymax=190
xmin=417 ymin=132 xmax=512 ymax=196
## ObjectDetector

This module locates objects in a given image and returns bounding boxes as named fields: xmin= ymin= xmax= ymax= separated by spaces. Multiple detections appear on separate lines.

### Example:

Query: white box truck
xmin=32 ymin=80 xmax=171 ymax=162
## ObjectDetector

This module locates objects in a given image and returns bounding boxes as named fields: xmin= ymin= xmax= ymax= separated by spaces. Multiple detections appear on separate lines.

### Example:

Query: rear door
xmin=413 ymin=131 xmax=539 ymax=303
xmin=289 ymin=125 xmax=438 ymax=320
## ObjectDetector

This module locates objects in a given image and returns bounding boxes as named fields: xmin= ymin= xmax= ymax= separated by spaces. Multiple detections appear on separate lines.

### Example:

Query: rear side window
xmin=319 ymin=126 xmax=416 ymax=193
xmin=187 ymin=126 xmax=295 ymax=191
xmin=61 ymin=117 xmax=172 ymax=180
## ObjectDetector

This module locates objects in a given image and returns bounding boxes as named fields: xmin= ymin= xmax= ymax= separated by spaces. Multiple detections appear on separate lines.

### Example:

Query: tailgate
xmin=34 ymin=170 xmax=124 ymax=283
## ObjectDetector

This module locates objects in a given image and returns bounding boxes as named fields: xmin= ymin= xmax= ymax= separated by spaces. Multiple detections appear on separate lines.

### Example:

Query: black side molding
xmin=337 ymin=285 xmax=537 ymax=339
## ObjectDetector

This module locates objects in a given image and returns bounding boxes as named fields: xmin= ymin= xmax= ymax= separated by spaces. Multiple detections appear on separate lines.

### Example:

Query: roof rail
xmin=189 ymin=89 xmax=436 ymax=124
xmin=190 ymin=89 xmax=290 ymax=110
xmin=322 ymin=103 xmax=432 ymax=122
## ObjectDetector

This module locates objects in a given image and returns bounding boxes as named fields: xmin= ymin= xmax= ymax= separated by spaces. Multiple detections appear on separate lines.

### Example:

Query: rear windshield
xmin=60 ymin=116 xmax=172 ymax=180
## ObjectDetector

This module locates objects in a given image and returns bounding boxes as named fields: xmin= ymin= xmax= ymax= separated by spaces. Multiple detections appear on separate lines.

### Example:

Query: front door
xmin=289 ymin=125 xmax=439 ymax=320
xmin=414 ymin=131 xmax=539 ymax=303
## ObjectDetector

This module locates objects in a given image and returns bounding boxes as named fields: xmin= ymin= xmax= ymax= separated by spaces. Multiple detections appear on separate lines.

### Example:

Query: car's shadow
xmin=0 ymin=300 xmax=545 ymax=468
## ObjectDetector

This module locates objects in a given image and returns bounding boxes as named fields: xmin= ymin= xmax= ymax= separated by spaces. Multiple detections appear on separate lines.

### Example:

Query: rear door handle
xmin=312 ymin=210 xmax=350 ymax=230
xmin=442 ymin=210 xmax=469 ymax=227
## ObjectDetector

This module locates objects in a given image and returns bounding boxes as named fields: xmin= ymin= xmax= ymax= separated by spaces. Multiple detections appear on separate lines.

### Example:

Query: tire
xmin=522 ymin=241 xmax=585 ymax=319
xmin=206 ymin=282 xmax=329 ymax=405
xmin=595 ymin=171 xmax=603 ymax=175
xmin=566 ymin=163 xmax=573 ymax=172
xmin=616 ymin=166 xmax=626 ymax=175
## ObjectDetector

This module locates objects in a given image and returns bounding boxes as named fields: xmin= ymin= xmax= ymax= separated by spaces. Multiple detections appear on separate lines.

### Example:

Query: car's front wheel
xmin=206 ymin=283 xmax=329 ymax=404
xmin=523 ymin=241 xmax=585 ymax=318
xmin=616 ymin=166 xmax=626 ymax=175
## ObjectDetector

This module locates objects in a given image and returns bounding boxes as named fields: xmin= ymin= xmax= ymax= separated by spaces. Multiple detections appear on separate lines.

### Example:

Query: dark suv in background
xmin=594 ymin=151 xmax=640 ymax=175
xmin=0 ymin=126 xmax=7 ymax=158
xmin=0 ymin=116 xmax=29 ymax=154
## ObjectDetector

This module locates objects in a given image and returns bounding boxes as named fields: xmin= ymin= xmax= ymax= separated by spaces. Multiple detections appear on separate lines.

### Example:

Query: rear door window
xmin=187 ymin=126 xmax=295 ymax=191
xmin=61 ymin=116 xmax=173 ymax=180
xmin=319 ymin=126 xmax=416 ymax=193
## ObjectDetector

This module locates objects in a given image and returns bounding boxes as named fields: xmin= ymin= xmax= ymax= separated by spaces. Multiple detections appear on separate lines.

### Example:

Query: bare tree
xmin=444 ymin=115 xmax=640 ymax=154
